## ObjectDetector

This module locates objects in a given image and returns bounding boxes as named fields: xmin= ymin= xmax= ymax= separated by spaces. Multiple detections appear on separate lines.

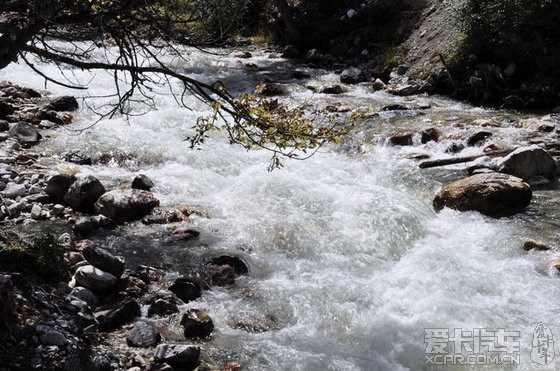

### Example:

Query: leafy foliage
xmin=190 ymin=86 xmax=361 ymax=170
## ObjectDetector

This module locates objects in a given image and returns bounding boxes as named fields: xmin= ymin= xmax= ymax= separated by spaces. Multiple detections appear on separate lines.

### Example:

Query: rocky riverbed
xmin=2 ymin=46 xmax=560 ymax=370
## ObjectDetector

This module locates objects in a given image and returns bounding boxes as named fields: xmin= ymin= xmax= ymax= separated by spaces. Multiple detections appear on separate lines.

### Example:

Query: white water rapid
xmin=3 ymin=44 xmax=560 ymax=370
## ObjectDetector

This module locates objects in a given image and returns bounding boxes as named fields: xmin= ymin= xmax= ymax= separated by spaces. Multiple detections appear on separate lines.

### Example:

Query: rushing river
xmin=3 ymin=44 xmax=560 ymax=370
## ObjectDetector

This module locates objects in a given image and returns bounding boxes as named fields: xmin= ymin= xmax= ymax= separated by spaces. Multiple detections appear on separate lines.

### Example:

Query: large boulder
xmin=94 ymin=189 xmax=159 ymax=223
xmin=433 ymin=173 xmax=532 ymax=217
xmin=496 ymin=145 xmax=557 ymax=181
xmin=63 ymin=175 xmax=106 ymax=212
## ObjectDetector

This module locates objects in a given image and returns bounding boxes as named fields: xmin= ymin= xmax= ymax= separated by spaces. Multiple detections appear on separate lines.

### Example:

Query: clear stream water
xmin=3 ymin=45 xmax=560 ymax=370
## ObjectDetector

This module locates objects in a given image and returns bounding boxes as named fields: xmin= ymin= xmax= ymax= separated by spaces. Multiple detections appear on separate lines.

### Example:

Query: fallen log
xmin=419 ymin=149 xmax=514 ymax=169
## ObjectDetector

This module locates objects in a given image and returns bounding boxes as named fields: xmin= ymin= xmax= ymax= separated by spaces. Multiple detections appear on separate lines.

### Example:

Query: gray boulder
xmin=131 ymin=174 xmax=154 ymax=191
xmin=433 ymin=173 xmax=532 ymax=217
xmin=63 ymin=175 xmax=105 ymax=212
xmin=496 ymin=145 xmax=557 ymax=181
xmin=94 ymin=189 xmax=159 ymax=223
xmin=340 ymin=67 xmax=366 ymax=84
xmin=82 ymin=244 xmax=125 ymax=278
xmin=154 ymin=344 xmax=200 ymax=368
xmin=126 ymin=321 xmax=161 ymax=347
xmin=74 ymin=265 xmax=118 ymax=294
xmin=97 ymin=300 xmax=141 ymax=331
xmin=9 ymin=122 xmax=41 ymax=145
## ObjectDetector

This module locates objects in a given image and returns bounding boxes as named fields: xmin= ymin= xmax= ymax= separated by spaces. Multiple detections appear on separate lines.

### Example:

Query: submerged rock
xmin=389 ymin=132 xmax=414 ymax=146
xmin=496 ymin=145 xmax=557 ymax=181
xmin=94 ymin=189 xmax=159 ymax=223
xmin=208 ymin=255 xmax=249 ymax=275
xmin=433 ymin=173 xmax=532 ymax=217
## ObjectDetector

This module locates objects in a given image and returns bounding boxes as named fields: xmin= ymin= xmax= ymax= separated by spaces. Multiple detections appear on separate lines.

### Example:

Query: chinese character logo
xmin=531 ymin=322 xmax=554 ymax=365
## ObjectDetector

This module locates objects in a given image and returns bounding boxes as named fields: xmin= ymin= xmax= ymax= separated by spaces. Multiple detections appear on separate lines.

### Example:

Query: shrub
xmin=455 ymin=0 xmax=560 ymax=82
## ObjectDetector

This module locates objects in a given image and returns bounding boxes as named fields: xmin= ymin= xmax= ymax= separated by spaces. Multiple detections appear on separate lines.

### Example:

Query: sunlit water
xmin=3 ymin=44 xmax=560 ymax=370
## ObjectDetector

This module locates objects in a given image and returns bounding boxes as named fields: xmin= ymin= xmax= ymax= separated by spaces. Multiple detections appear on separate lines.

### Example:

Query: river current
xmin=2 ymin=44 xmax=560 ymax=370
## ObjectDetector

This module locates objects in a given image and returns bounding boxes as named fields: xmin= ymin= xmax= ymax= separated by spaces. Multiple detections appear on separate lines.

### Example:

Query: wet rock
xmin=304 ymin=49 xmax=323 ymax=64
xmin=282 ymin=45 xmax=300 ymax=59
xmin=97 ymin=300 xmax=141 ymax=331
xmin=224 ymin=361 xmax=243 ymax=371
xmin=63 ymin=175 xmax=106 ymax=212
xmin=496 ymin=145 xmax=557 ymax=181
xmin=372 ymin=78 xmax=386 ymax=91
xmin=389 ymin=132 xmax=414 ymax=146
xmin=94 ymin=189 xmax=159 ymax=224
xmin=433 ymin=173 xmax=532 ymax=217
xmin=445 ymin=142 xmax=465 ymax=154
xmin=46 ymin=173 xmax=77 ymax=202
xmin=147 ymin=294 xmax=179 ymax=317
xmin=340 ymin=67 xmax=366 ymax=84
xmin=466 ymin=156 xmax=497 ymax=175
xmin=421 ymin=128 xmax=441 ymax=144
xmin=122 ymin=274 xmax=147 ymax=297
xmin=132 ymin=174 xmax=154 ymax=191
xmin=69 ymin=286 xmax=98 ymax=306
xmin=209 ymin=264 xmax=235 ymax=286
xmin=381 ymin=104 xmax=409 ymax=111
xmin=74 ymin=265 xmax=118 ymax=294
xmin=233 ymin=51 xmax=252 ymax=58
xmin=0 ymin=120 xmax=9 ymax=131
xmin=321 ymin=85 xmax=346 ymax=94
xmin=230 ymin=313 xmax=278 ymax=333
xmin=9 ymin=122 xmax=41 ymax=145
xmin=2 ymin=183 xmax=26 ymax=199
xmin=181 ymin=309 xmax=214 ymax=339
xmin=154 ymin=344 xmax=200 ymax=369
xmin=523 ymin=240 xmax=550 ymax=251
xmin=168 ymin=277 xmax=202 ymax=303
xmin=208 ymin=255 xmax=249 ymax=275
xmin=260 ymin=84 xmax=288 ymax=96
xmin=467 ymin=131 xmax=492 ymax=146
xmin=503 ymin=95 xmax=525 ymax=109
xmin=63 ymin=152 xmax=92 ymax=165
xmin=291 ymin=69 xmax=310 ymax=79
xmin=392 ymin=84 xmax=419 ymax=96
xmin=45 ymin=96 xmax=79 ymax=111
xmin=82 ymin=244 xmax=125 ymax=278
xmin=126 ymin=321 xmax=161 ymax=347
xmin=0 ymin=101 xmax=14 ymax=117
xmin=74 ymin=217 xmax=95 ymax=237
xmin=142 ymin=208 xmax=183 ymax=225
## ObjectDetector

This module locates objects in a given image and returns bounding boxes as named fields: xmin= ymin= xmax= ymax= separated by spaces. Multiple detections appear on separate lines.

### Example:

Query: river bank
xmin=2 ymin=45 xmax=560 ymax=370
